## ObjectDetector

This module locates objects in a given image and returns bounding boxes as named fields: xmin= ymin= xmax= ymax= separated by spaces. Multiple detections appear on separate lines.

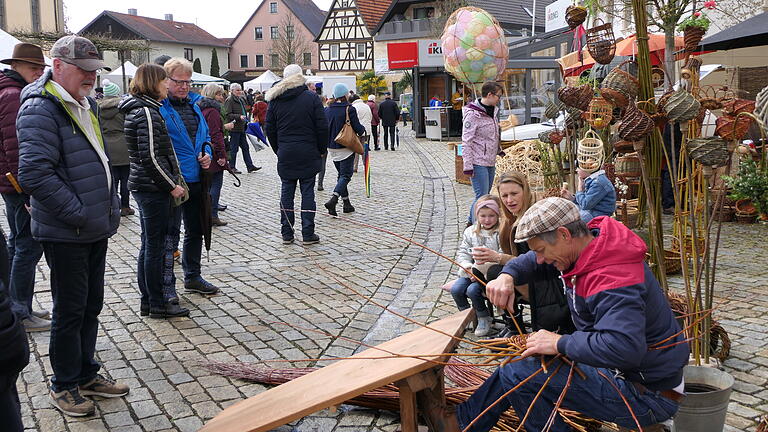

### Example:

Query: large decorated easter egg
xmin=441 ymin=7 xmax=508 ymax=84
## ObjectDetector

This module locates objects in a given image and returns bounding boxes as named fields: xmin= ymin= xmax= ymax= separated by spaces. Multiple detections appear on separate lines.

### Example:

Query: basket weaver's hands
xmin=486 ymin=274 xmax=516 ymax=314
xmin=522 ymin=330 xmax=562 ymax=358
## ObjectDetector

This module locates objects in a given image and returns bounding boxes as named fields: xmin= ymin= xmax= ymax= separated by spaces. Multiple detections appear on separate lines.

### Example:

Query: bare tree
xmin=269 ymin=14 xmax=311 ymax=71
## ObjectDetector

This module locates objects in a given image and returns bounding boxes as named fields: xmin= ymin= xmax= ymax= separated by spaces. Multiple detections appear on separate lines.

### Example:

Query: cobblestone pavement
xmin=9 ymin=131 xmax=768 ymax=431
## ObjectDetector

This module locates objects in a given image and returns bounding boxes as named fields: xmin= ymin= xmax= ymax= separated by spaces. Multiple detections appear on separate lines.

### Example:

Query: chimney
xmin=128 ymin=9 xmax=137 ymax=15
xmin=165 ymin=14 xmax=174 ymax=21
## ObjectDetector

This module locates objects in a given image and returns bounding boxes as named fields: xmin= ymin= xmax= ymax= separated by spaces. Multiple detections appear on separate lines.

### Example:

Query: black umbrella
xmin=698 ymin=11 xmax=768 ymax=51
xmin=200 ymin=145 xmax=213 ymax=260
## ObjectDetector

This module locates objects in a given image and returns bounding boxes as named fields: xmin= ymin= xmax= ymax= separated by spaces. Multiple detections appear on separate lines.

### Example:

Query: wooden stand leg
xmin=398 ymin=368 xmax=449 ymax=432
xmin=398 ymin=383 xmax=418 ymax=432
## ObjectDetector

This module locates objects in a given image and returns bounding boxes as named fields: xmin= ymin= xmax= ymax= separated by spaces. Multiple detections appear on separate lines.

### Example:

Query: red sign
xmin=387 ymin=42 xmax=419 ymax=69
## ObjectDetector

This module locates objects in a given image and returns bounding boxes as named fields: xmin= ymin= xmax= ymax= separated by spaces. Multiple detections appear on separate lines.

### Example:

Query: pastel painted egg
xmin=465 ymin=47 xmax=484 ymax=61
xmin=475 ymin=34 xmax=492 ymax=50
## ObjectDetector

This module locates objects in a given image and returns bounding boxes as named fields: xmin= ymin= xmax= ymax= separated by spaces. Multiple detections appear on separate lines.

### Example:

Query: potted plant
xmin=678 ymin=11 xmax=711 ymax=52
xmin=723 ymin=157 xmax=768 ymax=223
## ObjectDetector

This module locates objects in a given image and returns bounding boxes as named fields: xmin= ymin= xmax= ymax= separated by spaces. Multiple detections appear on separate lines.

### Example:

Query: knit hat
xmin=368 ymin=94 xmax=375 ymax=101
xmin=474 ymin=199 xmax=500 ymax=221
xmin=283 ymin=64 xmax=302 ymax=78
xmin=515 ymin=198 xmax=581 ymax=243
xmin=102 ymin=79 xmax=120 ymax=97
xmin=332 ymin=83 xmax=349 ymax=99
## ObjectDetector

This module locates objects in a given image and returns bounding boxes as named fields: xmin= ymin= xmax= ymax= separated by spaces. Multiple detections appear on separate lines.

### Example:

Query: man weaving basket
xmin=430 ymin=198 xmax=689 ymax=432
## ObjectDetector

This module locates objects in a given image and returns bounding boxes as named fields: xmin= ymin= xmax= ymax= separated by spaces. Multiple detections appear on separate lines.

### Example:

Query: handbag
xmin=334 ymin=106 xmax=364 ymax=154
xmin=143 ymin=107 xmax=189 ymax=206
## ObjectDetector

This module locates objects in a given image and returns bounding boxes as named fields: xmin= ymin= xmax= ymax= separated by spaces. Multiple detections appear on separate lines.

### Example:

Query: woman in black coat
xmin=265 ymin=64 xmax=328 ymax=244
xmin=119 ymin=63 xmax=189 ymax=319
xmin=323 ymin=83 xmax=366 ymax=216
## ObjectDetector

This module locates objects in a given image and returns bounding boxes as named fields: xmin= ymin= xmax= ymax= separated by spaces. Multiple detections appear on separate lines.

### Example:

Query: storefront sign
xmin=545 ymin=0 xmax=571 ymax=33
xmin=387 ymin=42 xmax=419 ymax=69
xmin=418 ymin=40 xmax=444 ymax=68
xmin=374 ymin=57 xmax=390 ymax=74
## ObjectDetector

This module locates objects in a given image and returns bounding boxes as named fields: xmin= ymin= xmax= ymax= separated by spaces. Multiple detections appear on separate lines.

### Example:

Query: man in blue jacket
xmin=428 ymin=198 xmax=688 ymax=432
xmin=159 ymin=58 xmax=219 ymax=296
xmin=17 ymin=35 xmax=128 ymax=417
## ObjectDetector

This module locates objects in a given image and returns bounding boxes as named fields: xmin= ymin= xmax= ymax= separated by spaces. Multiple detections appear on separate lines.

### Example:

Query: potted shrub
xmin=723 ymin=157 xmax=768 ymax=223
xmin=678 ymin=11 xmax=711 ymax=52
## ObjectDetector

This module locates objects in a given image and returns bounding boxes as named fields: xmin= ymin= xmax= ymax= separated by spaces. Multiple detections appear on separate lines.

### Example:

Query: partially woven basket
xmin=686 ymin=137 xmax=729 ymax=167
xmin=601 ymin=60 xmax=638 ymax=108
xmin=558 ymin=85 xmax=593 ymax=112
xmin=618 ymin=101 xmax=655 ymax=141
xmin=665 ymin=90 xmax=702 ymax=123
xmin=696 ymin=86 xmax=723 ymax=110
xmin=576 ymin=129 xmax=605 ymax=172
xmin=664 ymin=249 xmax=682 ymax=274
xmin=586 ymin=19 xmax=616 ymax=65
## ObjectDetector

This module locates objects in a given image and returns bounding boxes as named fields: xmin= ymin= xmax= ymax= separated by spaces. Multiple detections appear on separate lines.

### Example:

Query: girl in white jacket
xmin=451 ymin=194 xmax=503 ymax=336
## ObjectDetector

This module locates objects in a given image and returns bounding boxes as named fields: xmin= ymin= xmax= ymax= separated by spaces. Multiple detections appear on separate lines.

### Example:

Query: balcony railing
xmin=376 ymin=18 xmax=437 ymax=40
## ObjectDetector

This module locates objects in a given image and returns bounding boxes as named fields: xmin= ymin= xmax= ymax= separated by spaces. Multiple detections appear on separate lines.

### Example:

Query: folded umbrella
xmin=199 ymin=146 xmax=213 ymax=260
xmin=246 ymin=122 xmax=269 ymax=153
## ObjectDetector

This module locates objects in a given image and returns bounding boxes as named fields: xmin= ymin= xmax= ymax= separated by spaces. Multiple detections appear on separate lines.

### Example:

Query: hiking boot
xmin=474 ymin=316 xmax=493 ymax=337
xmin=282 ymin=236 xmax=295 ymax=245
xmin=50 ymin=387 xmax=95 ymax=417
xmin=211 ymin=217 xmax=228 ymax=226
xmin=325 ymin=195 xmax=339 ymax=216
xmin=32 ymin=309 xmax=50 ymax=319
xmin=23 ymin=315 xmax=51 ymax=332
xmin=342 ymin=199 xmax=355 ymax=213
xmin=149 ymin=302 xmax=190 ymax=319
xmin=140 ymin=302 xmax=149 ymax=317
xmin=79 ymin=374 xmax=130 ymax=398
xmin=184 ymin=277 xmax=219 ymax=295
xmin=302 ymin=234 xmax=320 ymax=245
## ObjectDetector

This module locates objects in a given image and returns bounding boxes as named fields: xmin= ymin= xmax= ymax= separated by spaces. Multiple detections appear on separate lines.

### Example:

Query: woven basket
xmin=601 ymin=60 xmax=639 ymax=108
xmin=576 ymin=129 xmax=605 ymax=172
xmin=671 ymin=235 xmax=706 ymax=255
xmin=538 ymin=130 xmax=552 ymax=144
xmin=565 ymin=5 xmax=587 ymax=29
xmin=549 ymin=129 xmax=564 ymax=145
xmin=665 ymin=90 xmax=702 ymax=123
xmin=715 ymin=114 xmax=752 ymax=141
xmin=722 ymin=98 xmax=756 ymax=116
xmin=686 ymin=137 xmax=730 ymax=167
xmin=558 ymin=85 xmax=593 ymax=112
xmin=585 ymin=95 xmax=613 ymax=129
xmin=735 ymin=198 xmax=757 ymax=214
xmin=586 ymin=19 xmax=616 ymax=65
xmin=618 ymin=101 xmax=655 ymax=141
xmin=616 ymin=202 xmax=639 ymax=228
xmin=615 ymin=153 xmax=641 ymax=178
xmin=683 ymin=26 xmax=706 ymax=52
xmin=709 ymin=205 xmax=735 ymax=222
xmin=545 ymin=100 xmax=564 ymax=120
xmin=735 ymin=212 xmax=757 ymax=223
xmin=664 ymin=249 xmax=682 ymax=274
xmin=565 ymin=108 xmax=584 ymax=129
xmin=696 ymin=86 xmax=723 ymax=110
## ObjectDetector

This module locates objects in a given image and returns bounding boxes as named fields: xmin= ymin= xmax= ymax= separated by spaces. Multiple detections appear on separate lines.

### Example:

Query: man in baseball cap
xmin=50 ymin=35 xmax=109 ymax=72
xmin=428 ymin=198 xmax=689 ymax=432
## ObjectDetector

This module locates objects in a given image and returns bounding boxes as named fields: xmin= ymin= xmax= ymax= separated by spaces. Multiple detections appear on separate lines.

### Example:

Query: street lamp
xmin=521 ymin=4 xmax=536 ymax=36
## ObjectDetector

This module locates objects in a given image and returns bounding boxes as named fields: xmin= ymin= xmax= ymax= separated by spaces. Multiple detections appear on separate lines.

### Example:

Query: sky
xmin=64 ymin=0 xmax=334 ymax=38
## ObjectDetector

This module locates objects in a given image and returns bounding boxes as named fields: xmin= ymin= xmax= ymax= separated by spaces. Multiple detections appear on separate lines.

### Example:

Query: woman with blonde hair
xmin=198 ymin=83 xmax=234 ymax=226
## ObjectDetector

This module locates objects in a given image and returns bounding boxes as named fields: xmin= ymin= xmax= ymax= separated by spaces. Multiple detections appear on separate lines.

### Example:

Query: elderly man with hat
xmin=16 ymin=35 xmax=129 ymax=418
xmin=427 ymin=198 xmax=689 ymax=432
xmin=0 ymin=43 xmax=51 ymax=332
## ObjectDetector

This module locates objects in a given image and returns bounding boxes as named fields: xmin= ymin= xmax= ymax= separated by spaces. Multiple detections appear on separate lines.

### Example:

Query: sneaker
xmin=211 ymin=217 xmax=228 ymax=226
xmin=50 ymin=387 xmax=95 ymax=417
xmin=184 ymin=277 xmax=219 ymax=295
xmin=282 ymin=237 xmax=295 ymax=245
xmin=32 ymin=309 xmax=50 ymax=319
xmin=149 ymin=303 xmax=190 ymax=319
xmin=474 ymin=316 xmax=493 ymax=337
xmin=302 ymin=234 xmax=320 ymax=245
xmin=23 ymin=315 xmax=51 ymax=332
xmin=218 ymin=204 xmax=228 ymax=211
xmin=79 ymin=374 xmax=130 ymax=398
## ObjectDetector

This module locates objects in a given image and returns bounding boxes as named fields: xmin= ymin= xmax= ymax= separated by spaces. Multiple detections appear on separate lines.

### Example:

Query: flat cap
xmin=515 ymin=197 xmax=581 ymax=243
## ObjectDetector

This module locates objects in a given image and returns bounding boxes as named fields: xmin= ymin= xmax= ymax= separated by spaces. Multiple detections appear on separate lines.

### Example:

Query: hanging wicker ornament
xmin=651 ymin=66 xmax=666 ymax=88
xmin=565 ymin=108 xmax=584 ymax=129
xmin=545 ymin=100 xmax=565 ymax=120
xmin=664 ymin=90 xmax=702 ymax=123
xmin=576 ymin=129 xmax=605 ymax=173
xmin=549 ymin=129 xmax=564 ymax=145
xmin=586 ymin=19 xmax=616 ymax=65
xmin=565 ymin=5 xmax=588 ymax=29
xmin=601 ymin=60 xmax=639 ymax=108
xmin=538 ymin=130 xmax=552 ymax=144
xmin=618 ymin=101 xmax=655 ymax=141
xmin=585 ymin=94 xmax=614 ymax=129
xmin=686 ymin=137 xmax=730 ymax=167
xmin=696 ymin=86 xmax=723 ymax=110
xmin=683 ymin=26 xmax=706 ymax=52
xmin=557 ymin=84 xmax=593 ymax=112
xmin=715 ymin=114 xmax=753 ymax=141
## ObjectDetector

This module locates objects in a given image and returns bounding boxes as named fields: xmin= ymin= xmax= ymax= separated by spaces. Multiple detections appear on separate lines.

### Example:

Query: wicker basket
xmin=686 ymin=137 xmax=730 ymax=167
xmin=709 ymin=205 xmax=735 ymax=222
xmin=549 ymin=129 xmax=564 ymax=145
xmin=577 ymin=129 xmax=605 ymax=172
xmin=558 ymin=85 xmax=593 ymax=112
xmin=586 ymin=19 xmax=616 ymax=65
xmin=722 ymin=98 xmax=756 ymax=116
xmin=564 ymin=108 xmax=584 ymax=129
xmin=671 ymin=235 xmax=706 ymax=255
xmin=735 ymin=199 xmax=757 ymax=214
xmin=735 ymin=211 xmax=757 ymax=223
xmin=565 ymin=5 xmax=587 ymax=29
xmin=618 ymin=101 xmax=655 ymax=141
xmin=616 ymin=201 xmax=639 ymax=228
xmin=664 ymin=249 xmax=682 ymax=274
xmin=613 ymin=138 xmax=636 ymax=154
xmin=665 ymin=90 xmax=701 ymax=123
xmin=601 ymin=60 xmax=639 ymax=108
xmin=715 ymin=114 xmax=752 ymax=141
xmin=683 ymin=25 xmax=706 ymax=52
xmin=538 ymin=130 xmax=552 ymax=144
xmin=697 ymin=86 xmax=723 ymax=110
xmin=615 ymin=153 xmax=641 ymax=178
xmin=545 ymin=100 xmax=564 ymax=120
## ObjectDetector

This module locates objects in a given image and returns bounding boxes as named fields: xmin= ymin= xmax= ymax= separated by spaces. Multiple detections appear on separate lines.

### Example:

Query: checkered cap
xmin=515 ymin=197 xmax=581 ymax=243
xmin=51 ymin=35 xmax=109 ymax=72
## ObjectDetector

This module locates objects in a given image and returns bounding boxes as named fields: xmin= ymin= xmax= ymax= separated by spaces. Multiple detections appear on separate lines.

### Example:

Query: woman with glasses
xmin=198 ymin=83 xmax=235 ymax=227
xmin=461 ymin=81 xmax=504 ymax=226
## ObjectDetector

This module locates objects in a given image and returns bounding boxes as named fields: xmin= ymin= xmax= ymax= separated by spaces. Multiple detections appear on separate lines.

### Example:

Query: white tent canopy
xmin=243 ymin=70 xmax=280 ymax=92
xmin=100 ymin=61 xmax=228 ymax=92
xmin=0 ymin=28 xmax=52 ymax=70
xmin=191 ymin=71 xmax=229 ymax=85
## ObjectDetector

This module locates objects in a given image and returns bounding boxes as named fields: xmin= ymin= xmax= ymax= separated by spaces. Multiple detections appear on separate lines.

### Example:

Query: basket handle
xmin=636 ymin=98 xmax=656 ymax=113
xmin=582 ymin=128 xmax=602 ymax=141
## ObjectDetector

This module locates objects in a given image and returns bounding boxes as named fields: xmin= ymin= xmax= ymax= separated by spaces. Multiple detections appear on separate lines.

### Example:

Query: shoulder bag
xmin=334 ymin=106 xmax=364 ymax=155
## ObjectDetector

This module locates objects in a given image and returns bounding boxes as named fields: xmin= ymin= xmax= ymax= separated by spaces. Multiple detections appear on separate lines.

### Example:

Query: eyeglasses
xmin=169 ymin=77 xmax=192 ymax=87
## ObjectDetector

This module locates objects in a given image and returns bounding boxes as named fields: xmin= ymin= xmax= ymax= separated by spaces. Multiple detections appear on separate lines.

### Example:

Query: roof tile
xmin=103 ymin=11 xmax=229 ymax=47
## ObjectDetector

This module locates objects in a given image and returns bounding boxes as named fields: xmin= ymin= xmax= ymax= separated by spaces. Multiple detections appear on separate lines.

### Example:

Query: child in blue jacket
xmin=561 ymin=165 xmax=616 ymax=222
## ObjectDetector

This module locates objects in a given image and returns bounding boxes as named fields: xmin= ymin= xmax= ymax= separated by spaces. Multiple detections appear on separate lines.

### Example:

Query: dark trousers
xmin=457 ymin=357 xmax=679 ymax=431
xmin=280 ymin=176 xmax=316 ymax=239
xmin=371 ymin=125 xmax=379 ymax=149
xmin=171 ymin=182 xmax=204 ymax=282
xmin=383 ymin=125 xmax=396 ymax=150
xmin=229 ymin=131 xmax=255 ymax=170
xmin=112 ymin=166 xmax=130 ymax=208
xmin=317 ymin=153 xmax=328 ymax=188
xmin=0 ymin=374 xmax=23 ymax=432
xmin=332 ymin=154 xmax=355 ymax=199
xmin=2 ymin=193 xmax=39 ymax=319
xmin=210 ymin=171 xmax=224 ymax=218
xmin=42 ymin=240 xmax=108 ymax=391
xmin=134 ymin=191 xmax=173 ymax=308
xmin=661 ymin=169 xmax=674 ymax=209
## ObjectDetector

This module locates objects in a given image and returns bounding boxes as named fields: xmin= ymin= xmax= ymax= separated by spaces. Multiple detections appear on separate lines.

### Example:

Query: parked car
xmin=501 ymin=114 xmax=563 ymax=142
xmin=498 ymin=95 xmax=547 ymax=124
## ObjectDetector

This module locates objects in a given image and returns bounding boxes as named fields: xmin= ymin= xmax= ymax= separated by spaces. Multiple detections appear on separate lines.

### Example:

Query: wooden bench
xmin=201 ymin=309 xmax=473 ymax=432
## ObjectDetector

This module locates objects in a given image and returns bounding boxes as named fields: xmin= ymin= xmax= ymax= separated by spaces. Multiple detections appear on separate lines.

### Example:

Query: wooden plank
xmin=201 ymin=309 xmax=472 ymax=432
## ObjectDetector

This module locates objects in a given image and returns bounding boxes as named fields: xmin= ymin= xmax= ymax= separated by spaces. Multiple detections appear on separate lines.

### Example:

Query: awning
xmin=698 ymin=11 xmax=768 ymax=51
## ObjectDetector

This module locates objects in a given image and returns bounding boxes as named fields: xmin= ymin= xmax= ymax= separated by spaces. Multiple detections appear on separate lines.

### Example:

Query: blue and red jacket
xmin=502 ymin=216 xmax=689 ymax=391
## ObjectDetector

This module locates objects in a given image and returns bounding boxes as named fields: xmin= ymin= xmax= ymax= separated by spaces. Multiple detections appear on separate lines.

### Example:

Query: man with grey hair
xmin=224 ymin=82 xmax=260 ymax=173
xmin=427 ymin=198 xmax=689 ymax=432
xmin=17 ymin=35 xmax=129 ymax=417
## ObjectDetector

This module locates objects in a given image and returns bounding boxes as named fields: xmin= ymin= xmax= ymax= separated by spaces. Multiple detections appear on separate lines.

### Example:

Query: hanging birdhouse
xmin=586 ymin=19 xmax=616 ymax=65
xmin=585 ymin=94 xmax=614 ymax=129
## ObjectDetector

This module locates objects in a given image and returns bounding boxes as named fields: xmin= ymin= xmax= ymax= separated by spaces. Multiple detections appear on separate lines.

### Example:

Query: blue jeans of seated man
xmin=170 ymin=182 xmax=204 ymax=282
xmin=280 ymin=176 xmax=316 ymax=240
xmin=332 ymin=154 xmax=355 ymax=198
xmin=42 ymin=240 xmax=108 ymax=392
xmin=469 ymin=165 xmax=496 ymax=224
xmin=450 ymin=276 xmax=490 ymax=317
xmin=134 ymin=191 xmax=173 ymax=308
xmin=2 ymin=193 xmax=43 ymax=319
xmin=210 ymin=171 xmax=224 ymax=218
xmin=457 ymin=357 xmax=680 ymax=432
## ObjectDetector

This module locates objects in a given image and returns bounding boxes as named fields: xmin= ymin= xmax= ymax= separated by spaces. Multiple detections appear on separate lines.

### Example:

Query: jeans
xmin=450 ymin=276 xmax=490 ymax=317
xmin=170 ymin=182 xmax=204 ymax=282
xmin=229 ymin=131 xmax=255 ymax=170
xmin=2 ymin=193 xmax=43 ymax=319
xmin=0 ymin=374 xmax=23 ymax=432
xmin=134 ymin=192 xmax=173 ymax=308
xmin=210 ymin=171 xmax=224 ymax=218
xmin=469 ymin=165 xmax=496 ymax=224
xmin=42 ymin=240 xmax=108 ymax=392
xmin=457 ymin=357 xmax=680 ymax=432
xmin=332 ymin=154 xmax=355 ymax=199
xmin=280 ymin=176 xmax=316 ymax=239
xmin=383 ymin=125 xmax=396 ymax=149
xmin=317 ymin=153 xmax=328 ymax=188
xmin=371 ymin=125 xmax=379 ymax=149
xmin=112 ymin=165 xmax=130 ymax=208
